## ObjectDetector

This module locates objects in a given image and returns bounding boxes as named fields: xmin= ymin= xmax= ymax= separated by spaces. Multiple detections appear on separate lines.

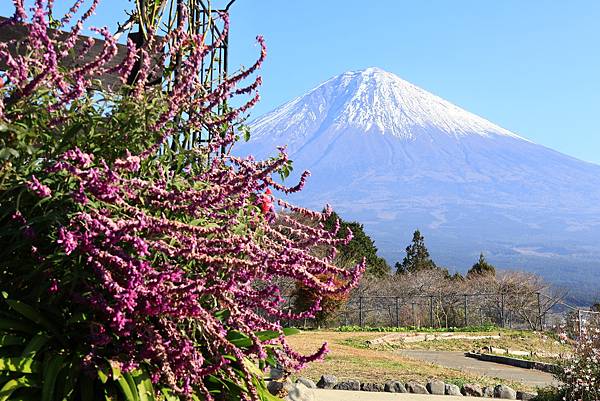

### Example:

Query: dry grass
xmin=286 ymin=330 xmax=537 ymax=391
xmin=378 ymin=329 xmax=570 ymax=355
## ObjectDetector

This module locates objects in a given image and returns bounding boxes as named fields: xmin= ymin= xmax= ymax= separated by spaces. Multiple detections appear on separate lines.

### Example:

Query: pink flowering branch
xmin=1 ymin=1 xmax=365 ymax=399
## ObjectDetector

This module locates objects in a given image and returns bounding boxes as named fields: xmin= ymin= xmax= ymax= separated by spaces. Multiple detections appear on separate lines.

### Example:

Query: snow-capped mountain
xmin=236 ymin=67 xmax=600 ymax=300
xmin=250 ymin=67 xmax=525 ymax=143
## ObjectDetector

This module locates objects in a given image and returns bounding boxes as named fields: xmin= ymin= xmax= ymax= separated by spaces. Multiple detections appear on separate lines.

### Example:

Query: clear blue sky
xmin=3 ymin=1 xmax=600 ymax=164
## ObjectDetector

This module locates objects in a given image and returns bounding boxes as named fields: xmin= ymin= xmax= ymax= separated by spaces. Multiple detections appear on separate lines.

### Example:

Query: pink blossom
xmin=27 ymin=175 xmax=52 ymax=197
xmin=57 ymin=227 xmax=78 ymax=255
xmin=0 ymin=1 xmax=364 ymax=398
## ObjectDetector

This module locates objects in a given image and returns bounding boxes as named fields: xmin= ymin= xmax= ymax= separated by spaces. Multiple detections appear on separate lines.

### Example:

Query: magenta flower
xmin=27 ymin=175 xmax=52 ymax=198
xmin=0 ymin=1 xmax=364 ymax=399
xmin=57 ymin=227 xmax=78 ymax=255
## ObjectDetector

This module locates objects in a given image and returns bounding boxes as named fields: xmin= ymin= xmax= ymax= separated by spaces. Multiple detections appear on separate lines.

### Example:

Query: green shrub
xmin=336 ymin=325 xmax=497 ymax=333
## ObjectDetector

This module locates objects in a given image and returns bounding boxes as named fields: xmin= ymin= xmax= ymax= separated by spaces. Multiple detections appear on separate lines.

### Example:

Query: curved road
xmin=398 ymin=350 xmax=555 ymax=388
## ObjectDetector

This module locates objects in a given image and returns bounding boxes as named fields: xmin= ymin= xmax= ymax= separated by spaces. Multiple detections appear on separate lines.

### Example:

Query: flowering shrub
xmin=293 ymin=275 xmax=350 ymax=327
xmin=556 ymin=325 xmax=600 ymax=400
xmin=0 ymin=1 xmax=364 ymax=400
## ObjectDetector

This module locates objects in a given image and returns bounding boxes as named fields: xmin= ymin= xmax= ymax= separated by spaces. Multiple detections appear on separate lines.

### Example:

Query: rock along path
xmin=398 ymin=350 xmax=555 ymax=387
xmin=312 ymin=389 xmax=468 ymax=401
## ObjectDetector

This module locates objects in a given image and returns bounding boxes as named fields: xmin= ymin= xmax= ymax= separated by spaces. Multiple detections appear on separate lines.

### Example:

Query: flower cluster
xmin=44 ymin=145 xmax=363 ymax=397
xmin=1 ymin=1 xmax=365 ymax=399
xmin=1 ymin=0 xmax=114 ymax=117
xmin=557 ymin=318 xmax=600 ymax=400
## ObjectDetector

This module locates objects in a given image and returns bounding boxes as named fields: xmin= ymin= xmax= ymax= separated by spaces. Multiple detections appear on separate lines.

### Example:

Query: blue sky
xmin=2 ymin=1 xmax=600 ymax=164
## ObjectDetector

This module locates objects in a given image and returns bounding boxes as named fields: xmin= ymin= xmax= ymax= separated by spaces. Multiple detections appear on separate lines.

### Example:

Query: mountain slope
xmin=236 ymin=67 xmax=600 ymax=300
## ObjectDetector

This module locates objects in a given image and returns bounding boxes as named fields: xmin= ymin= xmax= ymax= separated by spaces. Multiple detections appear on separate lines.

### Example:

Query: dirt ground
xmin=286 ymin=330 xmax=566 ymax=392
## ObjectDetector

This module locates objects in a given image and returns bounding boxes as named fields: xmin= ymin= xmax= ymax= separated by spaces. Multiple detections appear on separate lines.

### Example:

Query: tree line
xmin=322 ymin=211 xmax=497 ymax=279
xmin=282 ymin=211 xmax=565 ymax=329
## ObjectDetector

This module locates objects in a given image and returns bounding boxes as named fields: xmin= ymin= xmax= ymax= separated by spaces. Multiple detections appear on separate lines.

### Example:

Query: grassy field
xmin=286 ymin=329 xmax=570 ymax=392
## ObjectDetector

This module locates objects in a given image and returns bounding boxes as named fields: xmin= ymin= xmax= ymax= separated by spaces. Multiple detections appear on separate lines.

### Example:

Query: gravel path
xmin=398 ymin=350 xmax=555 ymax=387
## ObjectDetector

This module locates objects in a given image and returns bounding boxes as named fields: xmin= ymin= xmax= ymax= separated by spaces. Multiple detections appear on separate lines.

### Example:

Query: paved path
xmin=313 ymin=389 xmax=466 ymax=401
xmin=398 ymin=350 xmax=555 ymax=387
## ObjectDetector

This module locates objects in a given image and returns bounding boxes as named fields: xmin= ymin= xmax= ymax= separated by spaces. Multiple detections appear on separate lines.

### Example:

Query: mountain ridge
xmin=236 ymin=67 xmax=600 ymax=301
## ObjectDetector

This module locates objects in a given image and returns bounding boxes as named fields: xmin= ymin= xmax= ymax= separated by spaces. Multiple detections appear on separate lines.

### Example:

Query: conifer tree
xmin=466 ymin=253 xmax=496 ymax=278
xmin=395 ymin=229 xmax=437 ymax=274
xmin=323 ymin=211 xmax=391 ymax=277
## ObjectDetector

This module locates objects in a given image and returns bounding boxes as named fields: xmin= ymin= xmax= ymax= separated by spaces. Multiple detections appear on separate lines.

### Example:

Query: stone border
xmin=290 ymin=376 xmax=538 ymax=400
xmin=464 ymin=352 xmax=560 ymax=374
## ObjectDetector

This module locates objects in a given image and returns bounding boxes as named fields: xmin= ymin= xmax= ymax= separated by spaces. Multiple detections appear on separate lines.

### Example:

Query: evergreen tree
xmin=323 ymin=211 xmax=391 ymax=277
xmin=395 ymin=230 xmax=437 ymax=274
xmin=466 ymin=253 xmax=496 ymax=278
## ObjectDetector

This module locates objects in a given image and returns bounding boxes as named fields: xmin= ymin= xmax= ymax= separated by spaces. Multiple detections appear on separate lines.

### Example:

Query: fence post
xmin=429 ymin=296 xmax=434 ymax=328
xmin=578 ymin=309 xmax=583 ymax=338
xmin=537 ymin=292 xmax=543 ymax=331
xmin=412 ymin=302 xmax=417 ymax=328
xmin=463 ymin=294 xmax=468 ymax=327
xmin=359 ymin=296 xmax=363 ymax=328
xmin=395 ymin=297 xmax=400 ymax=328
xmin=500 ymin=293 xmax=505 ymax=328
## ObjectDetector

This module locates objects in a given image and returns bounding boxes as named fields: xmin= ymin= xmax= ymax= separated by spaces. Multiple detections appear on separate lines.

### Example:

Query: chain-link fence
xmin=282 ymin=290 xmax=567 ymax=330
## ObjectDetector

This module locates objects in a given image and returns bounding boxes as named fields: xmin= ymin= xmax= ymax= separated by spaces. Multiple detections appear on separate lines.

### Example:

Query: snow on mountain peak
xmin=248 ymin=67 xmax=528 ymax=145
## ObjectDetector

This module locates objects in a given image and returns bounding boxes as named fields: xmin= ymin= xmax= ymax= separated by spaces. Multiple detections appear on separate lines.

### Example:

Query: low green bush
xmin=336 ymin=325 xmax=498 ymax=333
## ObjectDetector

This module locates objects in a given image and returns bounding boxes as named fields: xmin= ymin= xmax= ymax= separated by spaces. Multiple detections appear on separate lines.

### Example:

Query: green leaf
xmin=62 ymin=123 xmax=83 ymax=142
xmin=116 ymin=374 xmax=137 ymax=401
xmin=243 ymin=359 xmax=265 ymax=382
xmin=265 ymin=354 xmax=278 ymax=368
xmin=0 ymin=318 xmax=33 ymax=334
xmin=5 ymin=300 xmax=58 ymax=333
xmin=239 ymin=126 xmax=251 ymax=142
xmin=255 ymin=330 xmax=284 ymax=342
xmin=97 ymin=368 xmax=109 ymax=384
xmin=58 ymin=358 xmax=79 ymax=401
xmin=258 ymin=387 xmax=282 ymax=401
xmin=214 ymin=309 xmax=230 ymax=322
xmin=125 ymin=372 xmax=140 ymax=401
xmin=41 ymin=355 xmax=64 ymax=401
xmin=0 ymin=335 xmax=25 ymax=347
xmin=21 ymin=333 xmax=50 ymax=357
xmin=117 ymin=371 xmax=140 ymax=401
xmin=110 ymin=360 xmax=122 ymax=381
xmin=282 ymin=328 xmax=301 ymax=337
xmin=159 ymin=388 xmax=180 ymax=401
xmin=65 ymin=312 xmax=88 ymax=325
xmin=0 ymin=148 xmax=19 ymax=160
xmin=0 ymin=376 xmax=37 ymax=401
xmin=252 ymin=376 xmax=282 ymax=401
xmin=226 ymin=331 xmax=252 ymax=348
xmin=80 ymin=374 xmax=94 ymax=401
xmin=132 ymin=369 xmax=154 ymax=401
xmin=0 ymin=357 xmax=39 ymax=374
